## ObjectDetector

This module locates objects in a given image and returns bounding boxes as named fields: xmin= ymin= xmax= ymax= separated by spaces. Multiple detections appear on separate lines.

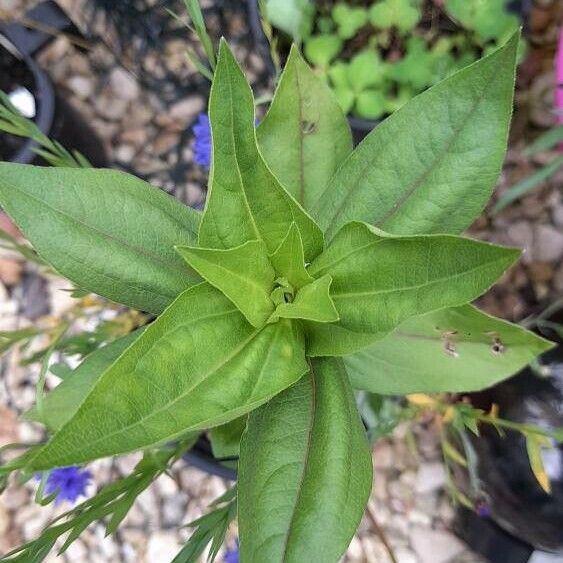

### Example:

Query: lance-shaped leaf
xmin=257 ymin=46 xmax=353 ymax=210
xmin=306 ymin=222 xmax=520 ymax=356
xmin=238 ymin=357 xmax=372 ymax=563
xmin=0 ymin=164 xmax=201 ymax=314
xmin=272 ymin=274 xmax=338 ymax=323
xmin=22 ymin=283 xmax=308 ymax=471
xmin=345 ymin=305 xmax=555 ymax=394
xmin=199 ymin=40 xmax=324 ymax=262
xmin=269 ymin=223 xmax=314 ymax=289
xmin=314 ymin=32 xmax=519 ymax=240
xmin=24 ymin=330 xmax=145 ymax=432
xmin=176 ymin=241 xmax=275 ymax=327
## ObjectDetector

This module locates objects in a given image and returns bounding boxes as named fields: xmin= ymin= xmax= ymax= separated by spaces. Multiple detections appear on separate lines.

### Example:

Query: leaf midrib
xmin=332 ymin=256 xmax=512 ymax=299
xmin=280 ymin=368 xmax=316 ymax=561
xmin=6 ymin=180 xmax=193 ymax=278
xmin=324 ymin=59 xmax=499 ymax=234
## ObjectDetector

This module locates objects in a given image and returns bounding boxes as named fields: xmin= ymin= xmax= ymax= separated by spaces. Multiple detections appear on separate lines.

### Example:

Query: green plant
xmin=493 ymin=124 xmax=563 ymax=213
xmin=0 ymin=28 xmax=555 ymax=563
xmin=265 ymin=0 xmax=522 ymax=120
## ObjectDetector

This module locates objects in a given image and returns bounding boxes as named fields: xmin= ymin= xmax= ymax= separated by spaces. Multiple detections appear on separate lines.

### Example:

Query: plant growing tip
xmin=0 ymin=16 xmax=554 ymax=563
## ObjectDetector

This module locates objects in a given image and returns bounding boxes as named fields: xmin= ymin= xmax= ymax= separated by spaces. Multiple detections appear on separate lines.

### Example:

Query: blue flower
xmin=192 ymin=113 xmax=212 ymax=169
xmin=192 ymin=113 xmax=260 ymax=170
xmin=42 ymin=466 xmax=92 ymax=505
xmin=224 ymin=545 xmax=239 ymax=563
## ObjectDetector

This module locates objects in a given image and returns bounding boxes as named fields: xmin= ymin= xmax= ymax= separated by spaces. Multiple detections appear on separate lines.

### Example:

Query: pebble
xmin=146 ymin=531 xmax=181 ymax=562
xmin=415 ymin=462 xmax=446 ymax=494
xmin=109 ymin=67 xmax=140 ymax=101
xmin=410 ymin=526 xmax=465 ymax=563
xmin=93 ymin=96 xmax=129 ymax=122
xmin=553 ymin=205 xmax=563 ymax=228
xmin=66 ymin=75 xmax=94 ymax=99
xmin=169 ymin=97 xmax=205 ymax=122
xmin=533 ymin=224 xmax=563 ymax=262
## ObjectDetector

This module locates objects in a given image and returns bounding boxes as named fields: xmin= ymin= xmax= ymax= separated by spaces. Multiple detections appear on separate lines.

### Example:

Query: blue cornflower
xmin=42 ymin=466 xmax=92 ymax=505
xmin=192 ymin=113 xmax=212 ymax=169
xmin=192 ymin=113 xmax=260 ymax=170
xmin=224 ymin=545 xmax=239 ymax=563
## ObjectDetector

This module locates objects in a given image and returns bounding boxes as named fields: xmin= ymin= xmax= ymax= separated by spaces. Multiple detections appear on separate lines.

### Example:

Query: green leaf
xmin=306 ymin=222 xmax=520 ymax=356
xmin=199 ymin=40 xmax=323 ymax=262
xmin=303 ymin=35 xmax=343 ymax=68
xmin=346 ymin=304 xmax=555 ymax=394
xmin=369 ymin=0 xmax=420 ymax=32
xmin=0 ymin=164 xmax=201 ymax=314
xmin=257 ymin=46 xmax=352 ymax=210
xmin=314 ymin=32 xmax=519 ymax=240
xmin=209 ymin=416 xmax=247 ymax=459
xmin=524 ymin=125 xmax=563 ymax=155
xmin=22 ymin=283 xmax=308 ymax=470
xmin=355 ymin=90 xmax=386 ymax=120
xmin=176 ymin=241 xmax=275 ymax=327
xmin=492 ymin=154 xmax=563 ymax=213
xmin=23 ymin=330 xmax=145 ymax=432
xmin=348 ymin=50 xmax=387 ymax=93
xmin=332 ymin=4 xmax=368 ymax=39
xmin=272 ymin=274 xmax=339 ymax=323
xmin=238 ymin=357 xmax=372 ymax=563
xmin=269 ymin=223 xmax=315 ymax=289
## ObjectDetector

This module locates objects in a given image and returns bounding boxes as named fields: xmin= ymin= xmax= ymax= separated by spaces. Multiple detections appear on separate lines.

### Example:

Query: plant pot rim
xmin=0 ymin=33 xmax=55 ymax=165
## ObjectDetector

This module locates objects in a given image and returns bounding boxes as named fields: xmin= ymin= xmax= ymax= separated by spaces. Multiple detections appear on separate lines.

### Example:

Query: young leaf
xmin=0 ymin=165 xmax=201 ymax=314
xmin=314 ymin=32 xmax=519 ymax=239
xmin=269 ymin=223 xmax=314 ymax=289
xmin=23 ymin=330 xmax=145 ymax=432
xmin=346 ymin=304 xmax=555 ymax=394
xmin=238 ymin=357 xmax=372 ymax=563
xmin=306 ymin=222 xmax=520 ymax=356
xmin=209 ymin=416 xmax=247 ymax=459
xmin=257 ymin=46 xmax=353 ymax=210
xmin=176 ymin=241 xmax=275 ymax=327
xmin=272 ymin=274 xmax=338 ymax=323
xmin=21 ymin=283 xmax=308 ymax=471
xmin=199 ymin=40 xmax=323 ymax=262
xmin=525 ymin=434 xmax=553 ymax=494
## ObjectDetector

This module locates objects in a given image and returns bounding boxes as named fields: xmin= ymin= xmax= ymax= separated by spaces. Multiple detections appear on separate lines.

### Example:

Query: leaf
xmin=303 ymin=35 xmax=343 ymax=68
xmin=238 ymin=357 xmax=372 ymax=563
xmin=524 ymin=124 xmax=563 ymax=155
xmin=24 ymin=330 xmax=145 ymax=432
xmin=257 ymin=46 xmax=352 ymax=210
xmin=0 ymin=164 xmax=201 ymax=314
xmin=306 ymin=222 xmax=520 ymax=356
xmin=209 ymin=416 xmax=247 ymax=459
xmin=346 ymin=304 xmax=554 ymax=393
xmin=273 ymin=274 xmax=339 ymax=323
xmin=199 ymin=40 xmax=323 ymax=262
xmin=332 ymin=4 xmax=368 ymax=39
xmin=314 ymin=32 xmax=519 ymax=240
xmin=492 ymin=154 xmax=563 ymax=213
xmin=269 ymin=223 xmax=314 ymax=289
xmin=22 ymin=283 xmax=308 ymax=471
xmin=176 ymin=241 xmax=275 ymax=327
xmin=525 ymin=434 xmax=553 ymax=494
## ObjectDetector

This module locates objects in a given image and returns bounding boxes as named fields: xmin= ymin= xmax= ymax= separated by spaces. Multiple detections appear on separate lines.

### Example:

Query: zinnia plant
xmin=0 ymin=29 xmax=555 ymax=563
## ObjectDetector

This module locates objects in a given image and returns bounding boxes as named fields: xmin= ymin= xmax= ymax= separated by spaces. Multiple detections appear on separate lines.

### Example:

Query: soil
xmin=0 ymin=42 xmax=36 ymax=161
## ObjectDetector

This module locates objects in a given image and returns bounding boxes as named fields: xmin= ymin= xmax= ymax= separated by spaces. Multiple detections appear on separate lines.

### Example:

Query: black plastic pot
xmin=0 ymin=1 xmax=107 ymax=167
xmin=183 ymin=435 xmax=237 ymax=481
xmin=454 ymin=314 xmax=563 ymax=562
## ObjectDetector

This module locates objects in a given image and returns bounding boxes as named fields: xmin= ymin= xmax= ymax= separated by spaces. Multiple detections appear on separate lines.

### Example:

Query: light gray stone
xmin=146 ymin=531 xmax=181 ymax=563
xmin=410 ymin=526 xmax=465 ymax=563
xmin=415 ymin=462 xmax=446 ymax=494
xmin=109 ymin=67 xmax=140 ymax=101
xmin=66 ymin=75 xmax=94 ymax=99
xmin=533 ymin=225 xmax=563 ymax=262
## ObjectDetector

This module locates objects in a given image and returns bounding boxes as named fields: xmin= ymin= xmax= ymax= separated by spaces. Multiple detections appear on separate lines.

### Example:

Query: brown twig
xmin=365 ymin=500 xmax=398 ymax=563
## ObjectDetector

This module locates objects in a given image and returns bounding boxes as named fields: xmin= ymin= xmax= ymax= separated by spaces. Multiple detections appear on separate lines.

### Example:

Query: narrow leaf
xmin=176 ymin=241 xmax=275 ymax=327
xmin=22 ymin=283 xmax=308 ymax=471
xmin=24 ymin=330 xmax=145 ymax=432
xmin=272 ymin=274 xmax=339 ymax=323
xmin=314 ymin=32 xmax=519 ymax=239
xmin=257 ymin=46 xmax=353 ymax=210
xmin=526 ymin=434 xmax=553 ymax=494
xmin=306 ymin=222 xmax=520 ymax=356
xmin=0 ymin=165 xmax=201 ymax=314
xmin=238 ymin=357 xmax=372 ymax=563
xmin=346 ymin=304 xmax=554 ymax=393
xmin=269 ymin=223 xmax=314 ymax=289
xmin=199 ymin=40 xmax=323 ymax=262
